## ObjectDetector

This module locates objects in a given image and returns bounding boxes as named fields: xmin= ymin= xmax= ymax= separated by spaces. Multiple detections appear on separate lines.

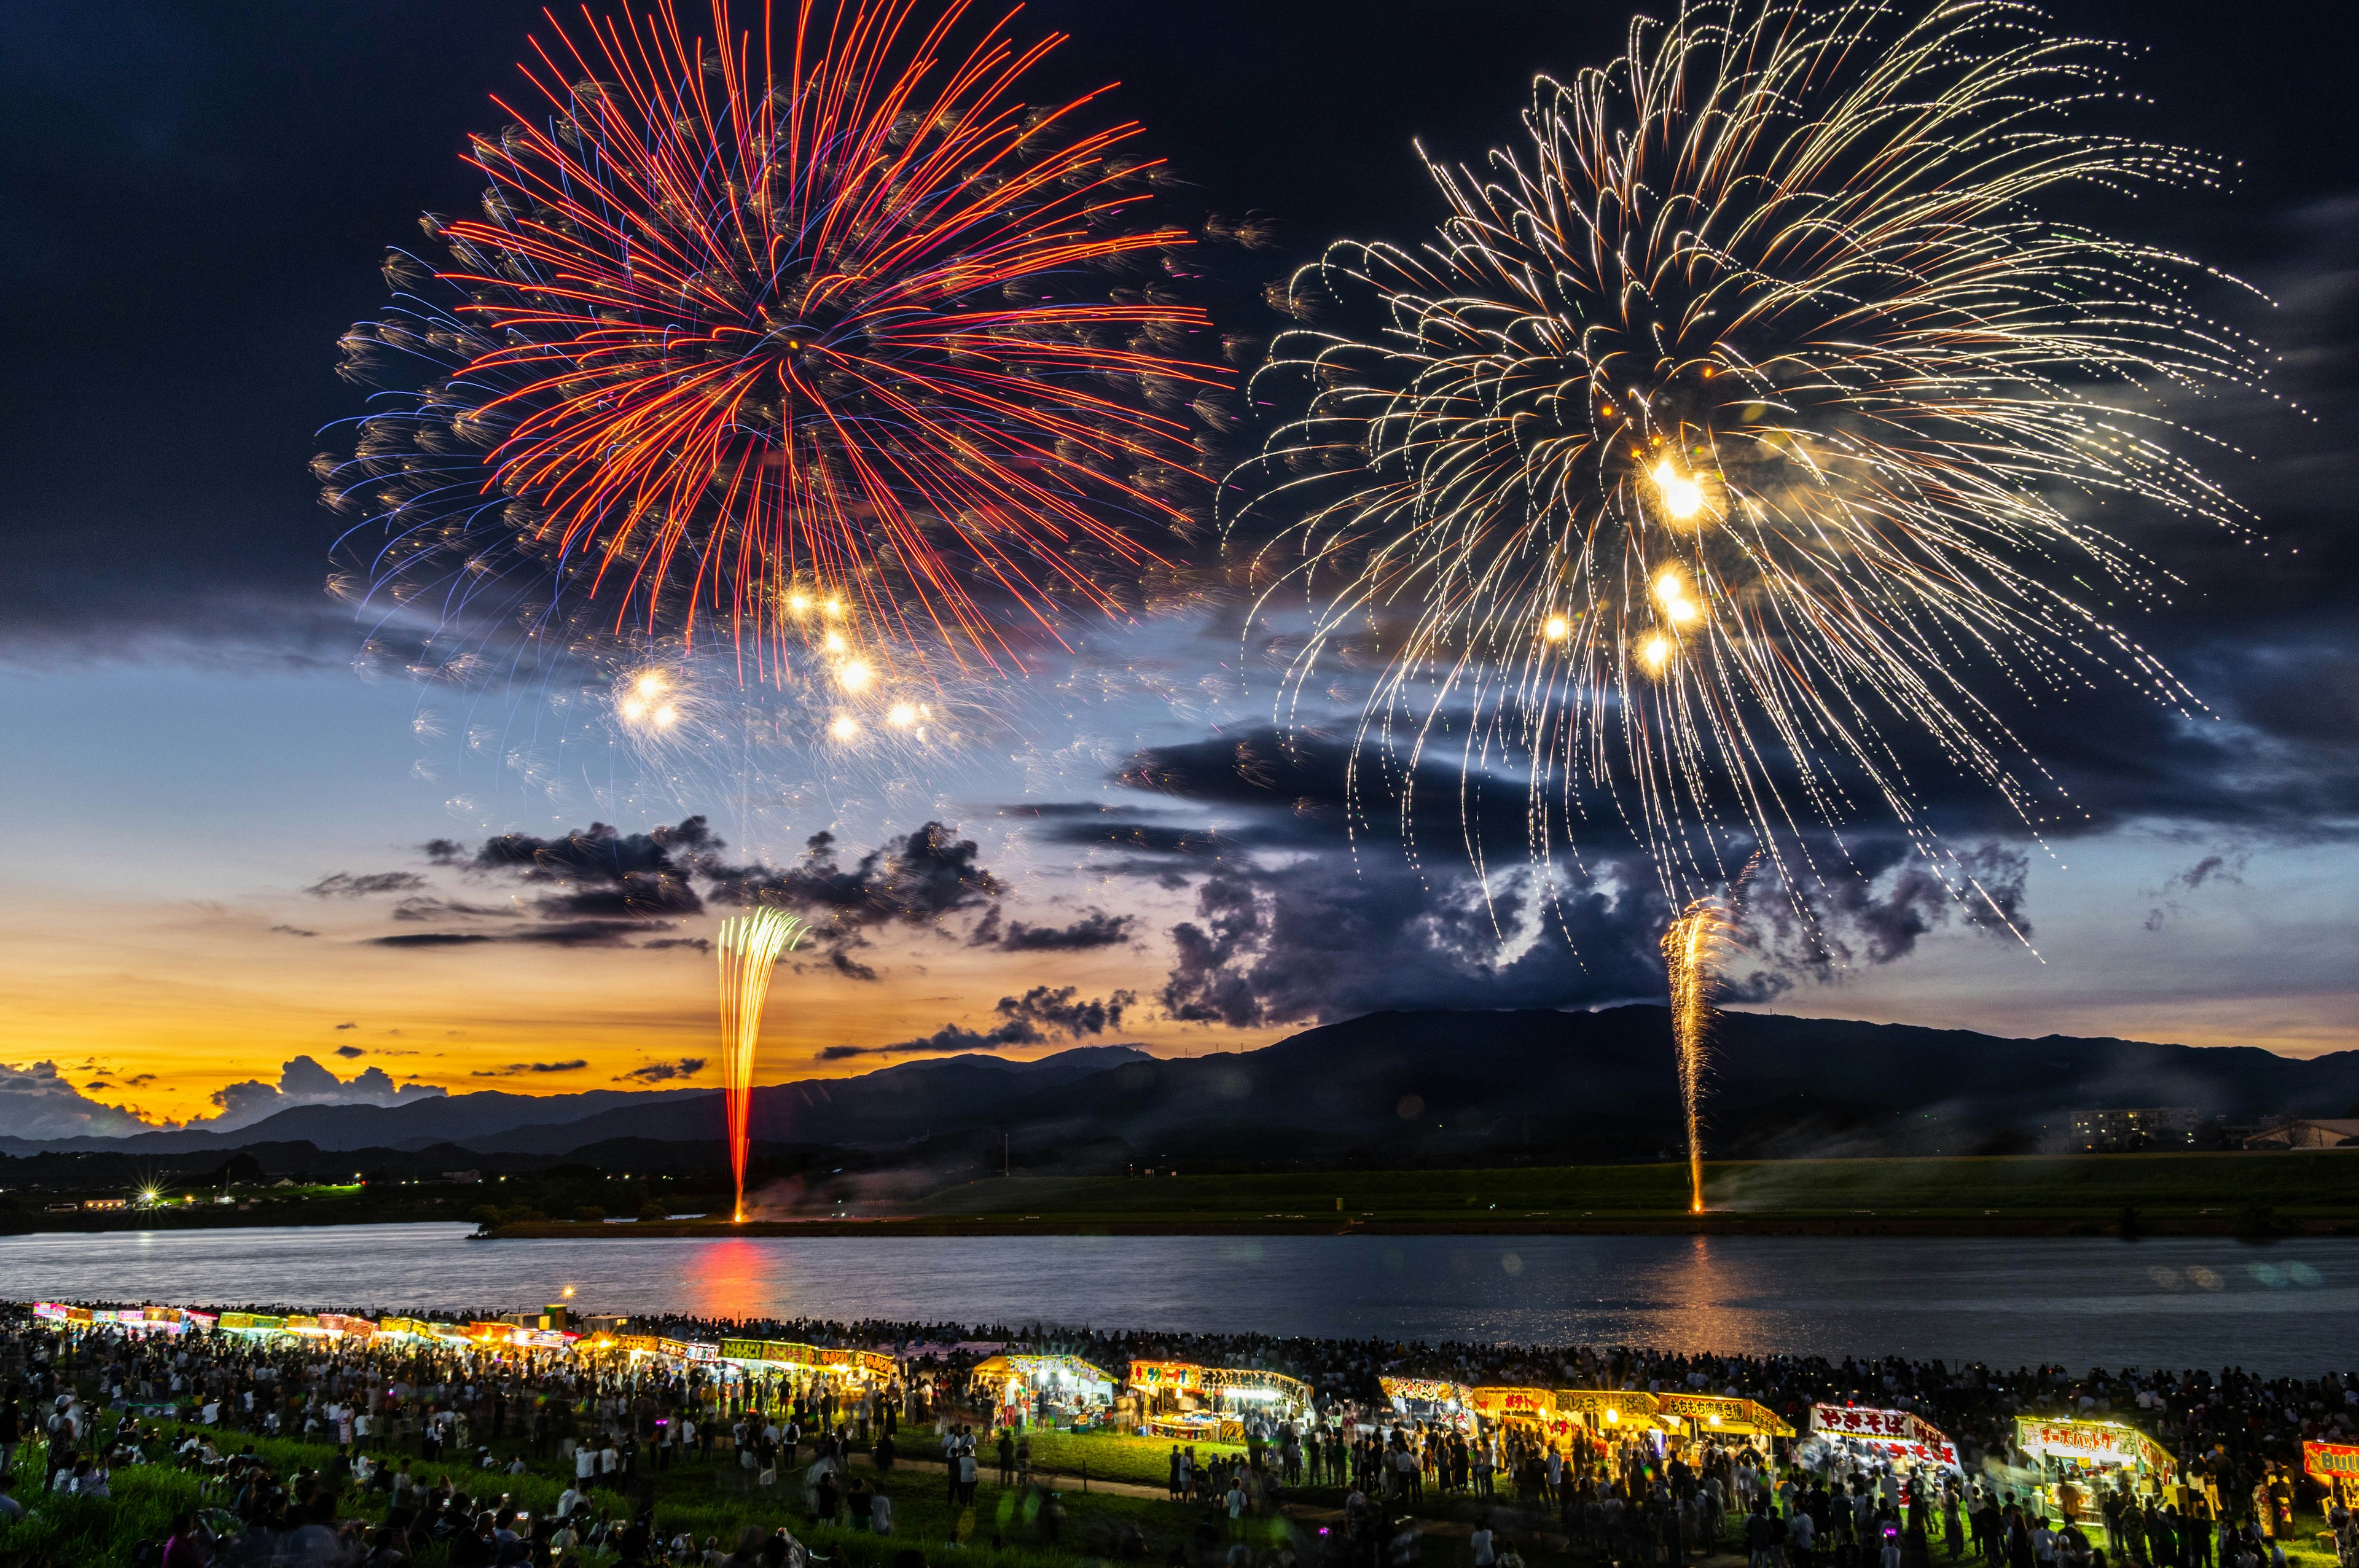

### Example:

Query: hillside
xmin=7 ymin=1010 xmax=2355 ymax=1174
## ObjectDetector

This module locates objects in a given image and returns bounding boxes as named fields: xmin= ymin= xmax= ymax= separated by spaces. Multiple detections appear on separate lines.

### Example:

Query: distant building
xmin=2244 ymin=1118 xmax=2359 ymax=1150
xmin=2072 ymin=1107 xmax=2200 ymax=1152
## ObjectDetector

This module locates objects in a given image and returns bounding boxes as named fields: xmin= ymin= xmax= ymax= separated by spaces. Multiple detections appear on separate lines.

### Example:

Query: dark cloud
xmin=968 ymin=906 xmax=1135 ymax=951
xmin=1104 ymin=726 xmax=2048 ymax=1027
xmin=723 ymin=822 xmax=1004 ymax=922
xmin=1727 ymin=841 xmax=2033 ymax=1001
xmin=305 ymin=870 xmax=427 ymax=899
xmin=402 ymin=816 xmax=1019 ymax=967
xmin=614 ymin=1058 xmax=708 ymax=1083
xmin=455 ymin=817 xmax=716 ymax=919
xmin=333 ymin=1044 xmax=366 ymax=1059
xmin=391 ymin=895 xmax=515 ymax=922
xmin=469 ymin=1060 xmax=589 ymax=1077
xmin=0 ymin=1062 xmax=156 ymax=1139
xmin=820 ymin=985 xmax=1136 ymax=1061
xmin=1000 ymin=985 xmax=1136 ymax=1037
xmin=367 ymin=931 xmax=494 ymax=948
xmin=267 ymin=924 xmax=316 ymax=938
xmin=332 ymin=1021 xmax=357 ymax=1030
xmin=2142 ymin=847 xmax=2253 ymax=932
xmin=200 ymin=1055 xmax=446 ymax=1132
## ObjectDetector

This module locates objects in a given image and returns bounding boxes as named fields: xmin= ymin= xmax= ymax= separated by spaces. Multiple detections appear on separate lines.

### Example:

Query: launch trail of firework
xmin=716 ymin=908 xmax=805 ymax=1223
xmin=1662 ymin=899 xmax=1733 ymax=1214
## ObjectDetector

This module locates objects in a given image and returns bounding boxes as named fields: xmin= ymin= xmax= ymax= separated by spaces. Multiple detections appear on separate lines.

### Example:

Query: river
xmin=2 ymin=1226 xmax=2349 ymax=1376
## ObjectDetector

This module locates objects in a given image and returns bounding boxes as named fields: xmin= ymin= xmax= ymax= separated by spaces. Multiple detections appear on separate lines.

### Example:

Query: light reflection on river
xmin=1 ymin=1226 xmax=2350 ymax=1376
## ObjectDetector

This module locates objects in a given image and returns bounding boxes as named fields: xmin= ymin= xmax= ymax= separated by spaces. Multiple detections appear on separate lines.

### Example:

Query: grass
xmin=0 ymin=1413 xmax=1278 ymax=1568
xmin=9 ymin=1402 xmax=2351 ymax=1568
xmin=1011 ymin=1428 xmax=1246 ymax=1489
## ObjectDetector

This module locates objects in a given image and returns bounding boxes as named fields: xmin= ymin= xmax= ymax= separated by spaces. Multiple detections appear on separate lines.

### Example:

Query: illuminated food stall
xmin=2303 ymin=1441 xmax=2359 ymax=1509
xmin=1474 ymin=1385 xmax=1585 ymax=1436
xmin=1811 ymin=1405 xmax=1964 ymax=1475
xmin=721 ymin=1338 xmax=896 ymax=1389
xmin=1659 ymin=1393 xmax=1793 ymax=1455
xmin=1380 ymin=1377 xmax=1477 ymax=1432
xmin=971 ymin=1354 xmax=1117 ymax=1430
xmin=1129 ymin=1361 xmax=1311 ymax=1441
xmin=2015 ymin=1417 xmax=2177 ymax=1506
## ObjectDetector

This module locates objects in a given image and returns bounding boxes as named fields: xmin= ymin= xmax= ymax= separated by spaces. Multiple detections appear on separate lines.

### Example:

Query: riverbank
xmin=479 ymin=1151 xmax=2359 ymax=1239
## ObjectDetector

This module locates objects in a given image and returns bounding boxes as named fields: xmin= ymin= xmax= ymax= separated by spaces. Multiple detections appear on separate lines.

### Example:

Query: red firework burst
xmin=386 ymin=0 xmax=1223 ymax=673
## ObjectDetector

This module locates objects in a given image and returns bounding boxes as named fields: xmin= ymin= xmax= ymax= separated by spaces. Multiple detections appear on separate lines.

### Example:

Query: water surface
xmin=3 ymin=1226 xmax=2349 ymax=1376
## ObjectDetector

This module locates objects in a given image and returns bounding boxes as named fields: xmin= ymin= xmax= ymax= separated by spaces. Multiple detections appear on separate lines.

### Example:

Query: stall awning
xmin=972 ymin=1354 xmax=1115 ymax=1389
xmin=1659 ymin=1393 xmax=1793 ymax=1437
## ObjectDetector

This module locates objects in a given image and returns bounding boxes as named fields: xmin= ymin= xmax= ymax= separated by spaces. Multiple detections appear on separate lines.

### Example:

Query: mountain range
xmin=6 ymin=1010 xmax=2356 ymax=1175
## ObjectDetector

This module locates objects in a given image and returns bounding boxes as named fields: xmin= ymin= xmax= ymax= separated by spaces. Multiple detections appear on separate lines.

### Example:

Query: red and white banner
xmin=1812 ymin=1405 xmax=1960 ymax=1470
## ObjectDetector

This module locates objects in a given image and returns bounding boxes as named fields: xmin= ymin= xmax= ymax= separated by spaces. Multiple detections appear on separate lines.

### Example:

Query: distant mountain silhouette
xmin=6 ymin=1014 xmax=2355 ymax=1168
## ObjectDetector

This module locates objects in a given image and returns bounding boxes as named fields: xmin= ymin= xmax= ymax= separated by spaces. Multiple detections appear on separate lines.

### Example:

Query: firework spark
xmin=1662 ymin=898 xmax=1732 ymax=1212
xmin=324 ymin=0 xmax=1226 ymax=679
xmin=716 ymin=907 xmax=805 ymax=1222
xmin=1237 ymin=0 xmax=2261 ymax=1184
xmin=1242 ymin=0 xmax=2259 ymax=918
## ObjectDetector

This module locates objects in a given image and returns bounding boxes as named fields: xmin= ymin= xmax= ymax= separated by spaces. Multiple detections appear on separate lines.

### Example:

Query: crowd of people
xmin=0 ymin=1300 xmax=2352 ymax=1568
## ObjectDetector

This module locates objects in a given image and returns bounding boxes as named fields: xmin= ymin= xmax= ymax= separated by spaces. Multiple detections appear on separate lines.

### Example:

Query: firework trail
xmin=1236 ymin=0 xmax=2261 ymax=1198
xmin=323 ymin=0 xmax=1229 ymax=687
xmin=716 ymin=907 xmax=805 ymax=1221
xmin=1661 ymin=898 xmax=1732 ymax=1213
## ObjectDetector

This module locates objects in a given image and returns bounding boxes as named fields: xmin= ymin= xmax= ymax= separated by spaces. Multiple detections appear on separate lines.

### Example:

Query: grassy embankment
xmin=0 ymin=1414 xmax=1456 ymax=1568
xmin=6 ymin=1415 xmax=2351 ymax=1568
xmin=495 ymin=1152 xmax=2359 ymax=1238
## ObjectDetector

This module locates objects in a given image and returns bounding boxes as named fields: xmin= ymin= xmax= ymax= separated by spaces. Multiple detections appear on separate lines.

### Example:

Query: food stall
xmin=719 ymin=1338 xmax=893 ymax=1384
xmin=1380 ymin=1377 xmax=1477 ymax=1433
xmin=1810 ymin=1405 xmax=1965 ymax=1476
xmin=1129 ymin=1360 xmax=1310 ymax=1441
xmin=2015 ymin=1418 xmax=2177 ymax=1515
xmin=1659 ymin=1392 xmax=1793 ymax=1458
xmin=2303 ymin=1441 xmax=2359 ymax=1510
xmin=971 ymin=1354 xmax=1117 ymax=1430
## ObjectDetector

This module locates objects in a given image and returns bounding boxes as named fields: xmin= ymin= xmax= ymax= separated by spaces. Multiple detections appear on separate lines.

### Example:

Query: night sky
xmin=2 ymin=0 xmax=2353 ymax=1136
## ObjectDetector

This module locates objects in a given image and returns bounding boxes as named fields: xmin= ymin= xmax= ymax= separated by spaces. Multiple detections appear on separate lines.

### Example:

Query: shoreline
xmin=479 ymin=1212 xmax=2356 ymax=1239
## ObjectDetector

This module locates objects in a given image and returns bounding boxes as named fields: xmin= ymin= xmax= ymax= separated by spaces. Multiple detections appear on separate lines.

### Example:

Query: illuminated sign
xmin=1813 ymin=1405 xmax=1961 ymax=1470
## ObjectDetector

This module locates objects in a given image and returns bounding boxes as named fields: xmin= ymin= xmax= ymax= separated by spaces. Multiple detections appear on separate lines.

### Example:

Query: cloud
xmin=470 ymin=1060 xmax=590 ymax=1077
xmin=0 ymin=1062 xmax=162 ymax=1139
xmin=390 ymin=896 xmax=515 ymax=922
xmin=1092 ymin=727 xmax=2044 ymax=1026
xmin=195 ymin=1055 xmax=448 ymax=1134
xmin=333 ymin=1044 xmax=366 ymax=1059
xmin=2142 ymin=848 xmax=2253 ymax=932
xmin=334 ymin=1021 xmax=357 ymax=1029
xmin=396 ymin=817 xmax=727 ymax=950
xmin=820 ymin=985 xmax=1135 ymax=1061
xmin=614 ymin=1058 xmax=708 ymax=1083
xmin=706 ymin=822 xmax=1004 ymax=975
xmin=968 ymin=907 xmax=1135 ymax=951
xmin=305 ymin=870 xmax=428 ymax=899
xmin=268 ymin=924 xmax=317 ymax=938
